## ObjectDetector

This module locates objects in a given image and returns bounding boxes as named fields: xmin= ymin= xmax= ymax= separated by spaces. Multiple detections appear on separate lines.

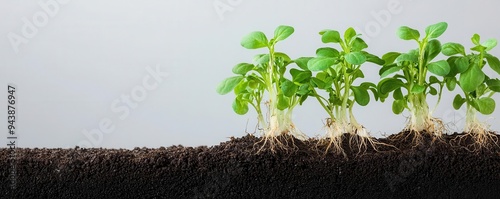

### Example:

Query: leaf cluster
xmin=377 ymin=22 xmax=450 ymax=114
xmin=444 ymin=34 xmax=500 ymax=114
xmin=216 ymin=25 xmax=309 ymax=115
xmin=304 ymin=28 xmax=383 ymax=117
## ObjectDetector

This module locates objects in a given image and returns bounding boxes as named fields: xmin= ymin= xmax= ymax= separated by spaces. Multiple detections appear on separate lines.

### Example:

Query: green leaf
xmin=425 ymin=22 xmax=447 ymax=39
xmin=345 ymin=52 xmax=366 ymax=65
xmin=232 ymin=63 xmax=254 ymax=75
xmin=294 ymin=57 xmax=313 ymax=70
xmin=352 ymin=70 xmax=365 ymax=80
xmin=382 ymin=52 xmax=401 ymax=64
xmin=274 ymin=52 xmax=292 ymax=63
xmin=290 ymin=69 xmax=312 ymax=83
xmin=379 ymin=92 xmax=389 ymax=102
xmin=273 ymin=25 xmax=294 ymax=42
xmin=316 ymin=71 xmax=329 ymax=82
xmin=429 ymin=76 xmax=440 ymax=84
xmin=477 ymin=84 xmax=488 ymax=96
xmin=248 ymin=80 xmax=259 ymax=90
xmin=308 ymin=57 xmax=336 ymax=71
xmin=459 ymin=64 xmax=485 ymax=92
xmin=321 ymin=30 xmax=341 ymax=43
xmin=411 ymin=84 xmax=426 ymax=94
xmin=253 ymin=54 xmax=270 ymax=65
xmin=378 ymin=78 xmax=405 ymax=94
xmin=351 ymin=38 xmax=368 ymax=51
xmin=476 ymin=97 xmax=495 ymax=115
xmin=485 ymin=54 xmax=500 ymax=75
xmin=454 ymin=56 xmax=469 ymax=74
xmin=425 ymin=39 xmax=442 ymax=61
xmin=429 ymin=86 xmax=438 ymax=95
xmin=216 ymin=76 xmax=244 ymax=95
xmin=351 ymin=86 xmax=370 ymax=106
xmin=360 ymin=82 xmax=379 ymax=101
xmin=329 ymin=94 xmax=342 ymax=106
xmin=482 ymin=39 xmax=497 ymax=51
xmin=297 ymin=84 xmax=310 ymax=96
xmin=471 ymin=45 xmax=486 ymax=52
xmin=396 ymin=53 xmax=418 ymax=63
xmin=363 ymin=52 xmax=385 ymax=65
xmin=486 ymin=79 xmax=500 ymax=92
xmin=232 ymin=98 xmax=249 ymax=115
xmin=380 ymin=64 xmax=402 ymax=78
xmin=277 ymin=64 xmax=287 ymax=76
xmin=281 ymin=79 xmax=298 ymax=97
xmin=360 ymin=82 xmax=377 ymax=89
xmin=344 ymin=27 xmax=357 ymax=43
xmin=310 ymin=77 xmax=326 ymax=89
xmin=393 ymin=88 xmax=404 ymax=100
xmin=427 ymin=60 xmax=451 ymax=76
xmin=441 ymin=42 xmax=465 ymax=56
xmin=392 ymin=99 xmax=405 ymax=114
xmin=277 ymin=94 xmax=290 ymax=110
xmin=247 ymin=75 xmax=264 ymax=89
xmin=241 ymin=31 xmax=268 ymax=49
xmin=316 ymin=47 xmax=340 ymax=58
xmin=453 ymin=94 xmax=466 ymax=110
xmin=299 ymin=95 xmax=309 ymax=104
xmin=368 ymin=87 xmax=379 ymax=101
xmin=471 ymin=34 xmax=480 ymax=45
xmin=397 ymin=26 xmax=420 ymax=41
xmin=445 ymin=57 xmax=458 ymax=77
xmin=234 ymin=80 xmax=248 ymax=95
xmin=445 ymin=77 xmax=457 ymax=91
xmin=327 ymin=69 xmax=337 ymax=80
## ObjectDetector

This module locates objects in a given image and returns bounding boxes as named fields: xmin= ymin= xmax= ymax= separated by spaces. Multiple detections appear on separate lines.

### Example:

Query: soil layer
xmin=1 ymin=132 xmax=500 ymax=198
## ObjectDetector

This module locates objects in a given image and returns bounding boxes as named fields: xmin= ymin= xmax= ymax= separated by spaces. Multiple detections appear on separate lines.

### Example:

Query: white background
xmin=1 ymin=0 xmax=499 ymax=149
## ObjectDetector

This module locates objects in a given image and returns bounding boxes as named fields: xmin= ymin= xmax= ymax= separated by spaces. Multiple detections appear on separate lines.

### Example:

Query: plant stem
xmin=418 ymin=39 xmax=428 ymax=85
xmin=264 ymin=44 xmax=299 ymax=138
xmin=465 ymin=103 xmax=478 ymax=133
xmin=431 ymin=84 xmax=444 ymax=113
xmin=408 ymin=92 xmax=431 ymax=132
xmin=252 ymin=97 xmax=268 ymax=130
xmin=348 ymin=102 xmax=360 ymax=129
xmin=339 ymin=62 xmax=351 ymax=127
xmin=312 ymin=88 xmax=335 ymax=120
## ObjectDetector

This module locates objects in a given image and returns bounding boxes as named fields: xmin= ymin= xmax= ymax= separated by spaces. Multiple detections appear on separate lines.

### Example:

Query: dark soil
xmin=1 ymin=132 xmax=500 ymax=199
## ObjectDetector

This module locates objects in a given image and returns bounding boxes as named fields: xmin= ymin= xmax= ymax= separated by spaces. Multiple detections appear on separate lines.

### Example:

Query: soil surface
xmin=1 ymin=131 xmax=500 ymax=199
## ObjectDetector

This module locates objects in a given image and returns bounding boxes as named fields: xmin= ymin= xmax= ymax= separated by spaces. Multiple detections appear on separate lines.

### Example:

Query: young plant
xmin=305 ymin=27 xmax=384 ymax=154
xmin=216 ymin=25 xmax=308 ymax=150
xmin=377 ymin=22 xmax=450 ymax=142
xmin=442 ymin=34 xmax=500 ymax=148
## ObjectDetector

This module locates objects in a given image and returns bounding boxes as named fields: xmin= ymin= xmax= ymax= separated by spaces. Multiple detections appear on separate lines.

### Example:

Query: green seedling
xmin=216 ymin=25 xmax=308 ymax=150
xmin=305 ymin=27 xmax=385 ymax=154
xmin=443 ymin=34 xmax=500 ymax=148
xmin=378 ymin=22 xmax=450 ymax=143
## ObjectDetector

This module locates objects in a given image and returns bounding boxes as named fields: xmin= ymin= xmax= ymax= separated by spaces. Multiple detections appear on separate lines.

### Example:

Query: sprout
xmin=443 ymin=34 xmax=500 ymax=149
xmin=303 ymin=27 xmax=385 ymax=155
xmin=217 ymin=25 xmax=308 ymax=151
xmin=377 ymin=22 xmax=450 ymax=144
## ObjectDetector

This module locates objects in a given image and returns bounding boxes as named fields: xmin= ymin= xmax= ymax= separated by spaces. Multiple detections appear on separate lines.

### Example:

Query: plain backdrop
xmin=1 ymin=0 xmax=499 ymax=149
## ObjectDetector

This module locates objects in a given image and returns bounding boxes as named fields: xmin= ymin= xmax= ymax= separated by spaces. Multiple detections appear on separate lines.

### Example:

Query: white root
xmin=348 ymin=116 xmax=388 ymax=154
xmin=320 ymin=109 xmax=387 ymax=156
xmin=263 ymin=110 xmax=307 ymax=139
xmin=462 ymin=109 xmax=499 ymax=149
xmin=404 ymin=94 xmax=445 ymax=144
xmin=256 ymin=108 xmax=307 ymax=153
xmin=322 ymin=118 xmax=346 ymax=156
